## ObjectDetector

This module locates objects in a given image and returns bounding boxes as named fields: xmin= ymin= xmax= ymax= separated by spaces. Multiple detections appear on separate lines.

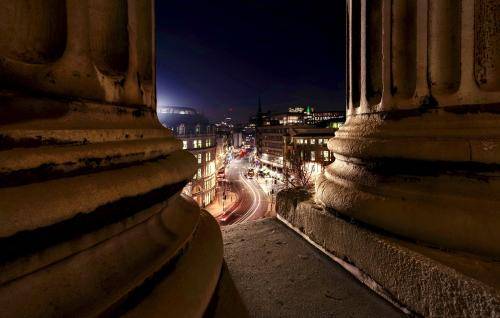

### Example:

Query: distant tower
xmin=256 ymin=96 xmax=263 ymax=127
xmin=255 ymin=96 xmax=263 ymax=157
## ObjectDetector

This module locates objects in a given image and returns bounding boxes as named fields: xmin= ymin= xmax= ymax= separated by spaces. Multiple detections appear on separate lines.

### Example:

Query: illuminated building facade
xmin=256 ymin=107 xmax=345 ymax=172
xmin=257 ymin=125 xmax=339 ymax=177
xmin=242 ymin=123 xmax=256 ymax=147
xmin=262 ymin=106 xmax=345 ymax=126
xmin=285 ymin=129 xmax=337 ymax=179
xmin=158 ymin=106 xmax=217 ymax=207
xmin=257 ymin=126 xmax=288 ymax=170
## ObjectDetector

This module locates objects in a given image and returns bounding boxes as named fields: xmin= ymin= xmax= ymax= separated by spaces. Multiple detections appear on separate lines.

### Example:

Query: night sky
xmin=156 ymin=0 xmax=346 ymax=123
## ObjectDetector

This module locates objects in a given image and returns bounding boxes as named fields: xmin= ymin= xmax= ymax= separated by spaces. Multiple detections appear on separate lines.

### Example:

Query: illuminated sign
xmin=288 ymin=107 xmax=305 ymax=113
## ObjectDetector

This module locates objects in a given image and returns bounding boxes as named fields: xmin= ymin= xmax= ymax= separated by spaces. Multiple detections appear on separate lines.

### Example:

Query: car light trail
xmin=217 ymin=157 xmax=268 ymax=225
xmin=235 ymin=170 xmax=259 ymax=223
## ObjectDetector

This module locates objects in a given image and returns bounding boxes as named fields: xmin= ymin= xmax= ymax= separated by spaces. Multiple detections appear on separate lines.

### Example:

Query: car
xmin=246 ymin=168 xmax=255 ymax=179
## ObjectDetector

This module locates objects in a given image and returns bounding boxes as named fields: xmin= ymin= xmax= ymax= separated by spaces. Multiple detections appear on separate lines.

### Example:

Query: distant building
xmin=215 ymin=134 xmax=230 ymax=170
xmin=242 ymin=123 xmax=256 ymax=147
xmin=261 ymin=106 xmax=344 ymax=126
xmin=232 ymin=131 xmax=243 ymax=148
xmin=284 ymin=128 xmax=337 ymax=178
xmin=255 ymin=105 xmax=345 ymax=181
xmin=257 ymin=125 xmax=287 ymax=170
xmin=157 ymin=106 xmax=217 ymax=207
xmin=214 ymin=117 xmax=234 ymax=134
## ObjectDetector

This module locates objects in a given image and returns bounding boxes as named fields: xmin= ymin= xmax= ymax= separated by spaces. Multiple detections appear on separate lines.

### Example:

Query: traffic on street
xmin=217 ymin=155 xmax=271 ymax=225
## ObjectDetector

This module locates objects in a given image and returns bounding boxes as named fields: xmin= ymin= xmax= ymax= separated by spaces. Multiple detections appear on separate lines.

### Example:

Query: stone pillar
xmin=0 ymin=1 xmax=222 ymax=316
xmin=316 ymin=0 xmax=500 ymax=258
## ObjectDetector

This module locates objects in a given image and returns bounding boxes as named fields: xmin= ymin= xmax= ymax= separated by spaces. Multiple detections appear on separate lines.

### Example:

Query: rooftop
xmin=157 ymin=106 xmax=210 ymax=127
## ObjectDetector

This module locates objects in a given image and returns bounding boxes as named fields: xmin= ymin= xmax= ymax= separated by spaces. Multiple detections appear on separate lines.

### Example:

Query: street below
xmin=217 ymin=157 xmax=269 ymax=225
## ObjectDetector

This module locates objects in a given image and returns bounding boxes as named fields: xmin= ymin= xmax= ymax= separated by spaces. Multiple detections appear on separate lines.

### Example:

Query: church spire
xmin=256 ymin=96 xmax=263 ymax=127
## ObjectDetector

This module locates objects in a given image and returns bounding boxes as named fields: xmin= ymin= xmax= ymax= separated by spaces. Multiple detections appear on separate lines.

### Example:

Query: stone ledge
xmin=276 ymin=190 xmax=500 ymax=317
xmin=220 ymin=218 xmax=403 ymax=318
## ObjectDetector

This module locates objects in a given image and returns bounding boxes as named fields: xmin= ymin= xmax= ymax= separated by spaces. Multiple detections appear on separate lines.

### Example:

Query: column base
xmin=122 ymin=210 xmax=224 ymax=318
xmin=277 ymin=189 xmax=500 ymax=317
xmin=316 ymin=110 xmax=500 ymax=258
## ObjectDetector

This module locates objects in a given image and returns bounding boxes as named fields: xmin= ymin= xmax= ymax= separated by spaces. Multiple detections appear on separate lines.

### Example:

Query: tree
xmin=283 ymin=149 xmax=314 ymax=190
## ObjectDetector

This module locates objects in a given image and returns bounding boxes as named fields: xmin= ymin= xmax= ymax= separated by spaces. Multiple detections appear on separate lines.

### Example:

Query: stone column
xmin=316 ymin=0 xmax=500 ymax=258
xmin=0 ymin=1 xmax=222 ymax=316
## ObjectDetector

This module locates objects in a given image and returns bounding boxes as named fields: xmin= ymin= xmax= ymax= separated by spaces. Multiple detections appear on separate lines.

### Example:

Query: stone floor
xmin=211 ymin=218 xmax=405 ymax=318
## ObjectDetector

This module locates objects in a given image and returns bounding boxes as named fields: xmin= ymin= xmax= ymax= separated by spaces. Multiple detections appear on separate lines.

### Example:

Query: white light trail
xmin=235 ymin=170 xmax=258 ymax=223
xmin=237 ymin=167 xmax=265 ymax=223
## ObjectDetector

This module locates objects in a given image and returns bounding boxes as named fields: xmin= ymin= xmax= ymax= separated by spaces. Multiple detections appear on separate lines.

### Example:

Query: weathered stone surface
xmin=222 ymin=218 xmax=404 ymax=318
xmin=0 ymin=195 xmax=200 ymax=317
xmin=205 ymin=262 xmax=249 ymax=318
xmin=0 ymin=0 xmax=155 ymax=106
xmin=319 ymin=0 xmax=500 ymax=258
xmin=122 ymin=210 xmax=224 ymax=318
xmin=0 ymin=1 xmax=223 ymax=316
xmin=0 ymin=150 xmax=196 ymax=238
xmin=277 ymin=191 xmax=500 ymax=317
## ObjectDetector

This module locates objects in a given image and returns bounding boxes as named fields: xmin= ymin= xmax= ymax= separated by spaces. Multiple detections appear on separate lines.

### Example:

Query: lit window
xmin=197 ymin=154 xmax=202 ymax=164
xmin=318 ymin=139 xmax=323 ymax=144
xmin=310 ymin=139 xmax=316 ymax=145
xmin=205 ymin=139 xmax=211 ymax=147
xmin=195 ymin=125 xmax=201 ymax=134
xmin=206 ymin=152 xmax=211 ymax=161
xmin=193 ymin=167 xmax=202 ymax=180
xmin=311 ymin=151 xmax=316 ymax=161
xmin=183 ymin=140 xmax=188 ymax=149
xmin=323 ymin=150 xmax=330 ymax=161
xmin=178 ymin=124 xmax=186 ymax=135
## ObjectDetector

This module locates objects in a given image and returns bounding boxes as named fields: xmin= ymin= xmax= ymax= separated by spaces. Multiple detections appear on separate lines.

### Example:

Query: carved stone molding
xmin=317 ymin=0 xmax=500 ymax=258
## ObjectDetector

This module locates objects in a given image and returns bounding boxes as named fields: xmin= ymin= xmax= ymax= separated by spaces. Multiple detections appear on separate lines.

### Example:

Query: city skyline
xmin=156 ymin=0 xmax=346 ymax=122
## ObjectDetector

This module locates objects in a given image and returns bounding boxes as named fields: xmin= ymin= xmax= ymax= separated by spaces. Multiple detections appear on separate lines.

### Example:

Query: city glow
xmin=157 ymin=93 xmax=177 ymax=107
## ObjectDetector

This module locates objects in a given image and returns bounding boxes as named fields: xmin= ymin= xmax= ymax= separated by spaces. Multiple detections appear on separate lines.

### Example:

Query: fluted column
xmin=0 ymin=1 xmax=222 ymax=316
xmin=317 ymin=0 xmax=500 ymax=258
